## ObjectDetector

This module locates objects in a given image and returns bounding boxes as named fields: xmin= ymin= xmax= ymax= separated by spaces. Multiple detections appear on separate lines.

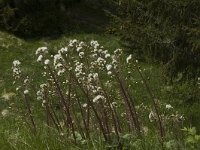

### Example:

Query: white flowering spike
xmin=126 ymin=54 xmax=132 ymax=63
xmin=12 ymin=60 xmax=22 ymax=79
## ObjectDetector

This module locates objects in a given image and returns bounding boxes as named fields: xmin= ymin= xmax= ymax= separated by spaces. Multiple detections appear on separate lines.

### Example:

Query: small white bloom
xmin=37 ymin=55 xmax=43 ymax=62
xmin=166 ymin=104 xmax=173 ymax=110
xmin=35 ymin=47 xmax=48 ymax=55
xmin=105 ymin=54 xmax=111 ymax=58
xmin=93 ymin=73 xmax=98 ymax=81
xmin=44 ymin=59 xmax=50 ymax=65
xmin=126 ymin=54 xmax=132 ymax=63
xmin=82 ymin=103 xmax=87 ymax=108
xmin=16 ymin=87 xmax=20 ymax=91
xmin=93 ymin=95 xmax=105 ymax=103
xmin=77 ymin=47 xmax=82 ymax=52
xmin=24 ymin=90 xmax=29 ymax=95
xmin=23 ymin=78 xmax=29 ymax=84
xmin=13 ymin=60 xmax=21 ymax=67
xmin=107 ymin=71 xmax=112 ymax=75
xmin=79 ymin=52 xmax=84 ymax=58
xmin=106 ymin=64 xmax=112 ymax=71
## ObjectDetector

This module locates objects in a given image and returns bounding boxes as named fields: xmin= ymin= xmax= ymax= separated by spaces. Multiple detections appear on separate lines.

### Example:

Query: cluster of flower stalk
xmin=12 ymin=40 xmax=183 ymax=146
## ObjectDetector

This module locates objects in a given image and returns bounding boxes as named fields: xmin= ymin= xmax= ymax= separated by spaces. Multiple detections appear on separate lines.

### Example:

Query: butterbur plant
xmin=12 ymin=39 xmax=185 ymax=148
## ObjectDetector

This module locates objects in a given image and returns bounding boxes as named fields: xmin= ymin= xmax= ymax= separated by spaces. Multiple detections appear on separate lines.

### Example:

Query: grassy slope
xmin=0 ymin=31 xmax=166 ymax=148
xmin=0 ymin=30 xmax=199 ymax=149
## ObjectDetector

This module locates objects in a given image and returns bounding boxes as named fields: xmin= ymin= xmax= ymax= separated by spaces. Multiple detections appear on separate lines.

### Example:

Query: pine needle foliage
xmin=114 ymin=0 xmax=200 ymax=79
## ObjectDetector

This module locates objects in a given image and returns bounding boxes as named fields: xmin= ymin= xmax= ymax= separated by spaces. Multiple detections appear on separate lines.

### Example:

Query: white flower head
xmin=105 ymin=54 xmax=111 ymax=58
xmin=166 ymin=104 xmax=173 ymax=110
xmin=106 ymin=64 xmax=112 ymax=71
xmin=24 ymin=90 xmax=29 ymax=95
xmin=37 ymin=55 xmax=43 ymax=62
xmin=13 ymin=60 xmax=21 ymax=67
xmin=93 ymin=95 xmax=105 ymax=103
xmin=82 ymin=103 xmax=87 ymax=108
xmin=93 ymin=73 xmax=98 ymax=81
xmin=35 ymin=47 xmax=48 ymax=55
xmin=79 ymin=52 xmax=84 ymax=58
xmin=107 ymin=71 xmax=112 ymax=75
xmin=44 ymin=59 xmax=50 ymax=65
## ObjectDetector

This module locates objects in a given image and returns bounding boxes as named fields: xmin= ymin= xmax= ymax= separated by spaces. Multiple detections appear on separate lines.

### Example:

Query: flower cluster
xmin=11 ymin=39 xmax=185 ymax=145
xmin=12 ymin=60 xmax=21 ymax=79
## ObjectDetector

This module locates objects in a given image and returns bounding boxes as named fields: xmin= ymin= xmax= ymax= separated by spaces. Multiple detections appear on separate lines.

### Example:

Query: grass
xmin=0 ymin=30 xmax=200 ymax=149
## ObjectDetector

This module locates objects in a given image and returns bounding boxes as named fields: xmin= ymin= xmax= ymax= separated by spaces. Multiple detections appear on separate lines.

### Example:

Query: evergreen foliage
xmin=0 ymin=0 xmax=81 ymax=37
xmin=114 ymin=0 xmax=200 ymax=79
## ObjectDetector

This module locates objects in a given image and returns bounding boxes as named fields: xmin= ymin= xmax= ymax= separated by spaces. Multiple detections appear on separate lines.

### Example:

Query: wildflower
xmin=57 ymin=69 xmax=65 ymax=76
xmin=44 ymin=59 xmax=50 ymax=65
xmin=107 ymin=71 xmax=112 ymax=75
xmin=90 ymin=40 xmax=100 ymax=49
xmin=105 ymin=54 xmax=111 ymax=58
xmin=79 ymin=41 xmax=85 ymax=47
xmin=93 ymin=95 xmax=105 ymax=103
xmin=54 ymin=54 xmax=63 ymax=66
xmin=37 ymin=55 xmax=43 ymax=62
xmin=93 ymin=73 xmax=98 ymax=81
xmin=16 ymin=87 xmax=20 ymax=91
xmin=114 ymin=49 xmax=123 ymax=55
xmin=23 ymin=78 xmax=29 ymax=84
xmin=106 ymin=64 xmax=112 ymax=71
xmin=58 ymin=47 xmax=68 ymax=54
xmin=35 ymin=47 xmax=48 ymax=55
xmin=126 ymin=54 xmax=132 ymax=63
xmin=79 ymin=52 xmax=84 ymax=58
xmin=166 ymin=104 xmax=173 ymax=110
xmin=13 ymin=60 xmax=21 ymax=67
xmin=24 ymin=90 xmax=29 ymax=95
xmin=82 ymin=103 xmax=87 ymax=108
xmin=77 ymin=47 xmax=82 ymax=52
xmin=12 ymin=60 xmax=21 ymax=79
